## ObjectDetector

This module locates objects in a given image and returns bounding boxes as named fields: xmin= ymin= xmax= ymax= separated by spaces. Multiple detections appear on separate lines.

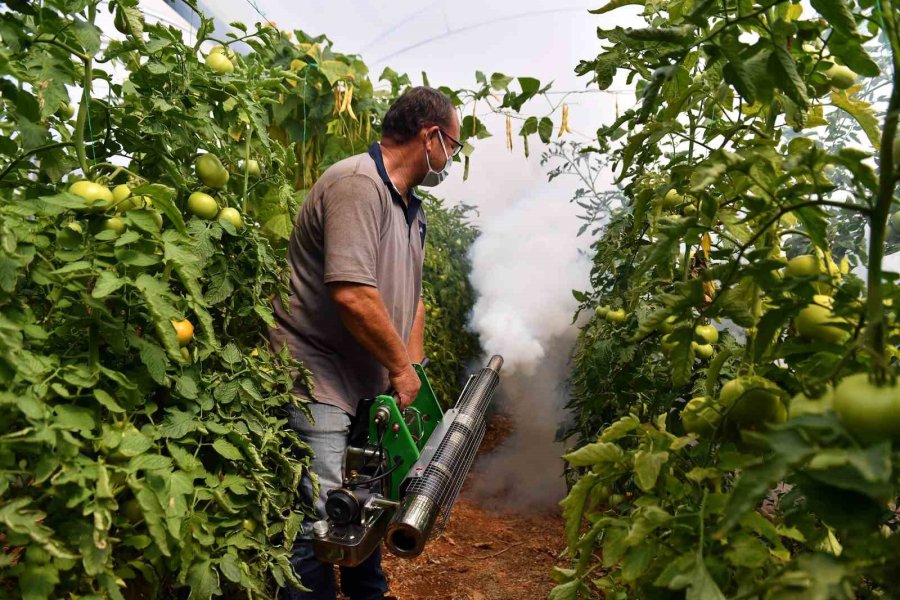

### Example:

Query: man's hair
xmin=381 ymin=86 xmax=455 ymax=144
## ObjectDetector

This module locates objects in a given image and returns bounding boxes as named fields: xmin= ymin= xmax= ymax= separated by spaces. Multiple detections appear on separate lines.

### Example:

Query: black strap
xmin=348 ymin=397 xmax=375 ymax=447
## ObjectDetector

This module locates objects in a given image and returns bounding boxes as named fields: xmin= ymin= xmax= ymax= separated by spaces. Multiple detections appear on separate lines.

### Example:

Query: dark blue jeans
xmin=285 ymin=402 xmax=389 ymax=600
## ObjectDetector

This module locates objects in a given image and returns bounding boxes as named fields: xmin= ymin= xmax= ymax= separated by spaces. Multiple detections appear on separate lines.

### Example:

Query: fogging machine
xmin=311 ymin=355 xmax=504 ymax=566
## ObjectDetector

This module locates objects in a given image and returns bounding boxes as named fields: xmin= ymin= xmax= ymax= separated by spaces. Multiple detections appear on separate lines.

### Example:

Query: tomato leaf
xmin=91 ymin=271 xmax=124 ymax=299
xmin=830 ymin=91 xmax=882 ymax=150
xmin=810 ymin=0 xmax=859 ymax=40
xmin=93 ymin=389 xmax=125 ymax=413
xmin=212 ymin=439 xmax=243 ymax=461
xmin=20 ymin=564 xmax=59 ymax=600
xmin=118 ymin=428 xmax=153 ymax=457
xmin=547 ymin=579 xmax=581 ymax=600
xmin=562 ymin=442 xmax=624 ymax=467
xmin=633 ymin=450 xmax=669 ymax=492
xmin=718 ymin=458 xmax=788 ymax=536
xmin=134 ymin=274 xmax=182 ymax=361
xmin=686 ymin=556 xmax=726 ymax=600
xmin=589 ymin=0 xmax=643 ymax=14
xmin=560 ymin=472 xmax=599 ymax=549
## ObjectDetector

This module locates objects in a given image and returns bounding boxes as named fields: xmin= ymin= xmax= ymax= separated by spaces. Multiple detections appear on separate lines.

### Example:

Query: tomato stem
xmin=0 ymin=142 xmax=74 ymax=182
xmin=72 ymin=3 xmax=97 ymax=178
xmin=89 ymin=322 xmax=99 ymax=370
xmin=865 ymin=0 xmax=900 ymax=383
xmin=243 ymin=128 xmax=252 ymax=210
xmin=91 ymin=163 xmax=145 ymax=182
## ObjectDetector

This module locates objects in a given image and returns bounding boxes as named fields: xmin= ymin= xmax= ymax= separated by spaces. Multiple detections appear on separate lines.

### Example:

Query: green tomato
xmin=115 ymin=195 xmax=142 ymax=213
xmin=692 ymin=342 xmax=714 ymax=360
xmin=187 ymin=191 xmax=219 ymax=219
xmin=681 ymin=397 xmax=720 ymax=436
xmin=772 ymin=402 xmax=787 ymax=424
xmin=719 ymin=376 xmax=784 ymax=426
xmin=605 ymin=308 xmax=627 ymax=323
xmin=122 ymin=499 xmax=142 ymax=524
xmin=789 ymin=387 xmax=834 ymax=419
xmin=242 ymin=518 xmax=258 ymax=533
xmin=210 ymin=45 xmax=237 ymax=60
xmin=682 ymin=203 xmax=697 ymax=217
xmin=794 ymin=295 xmax=848 ymax=344
xmin=594 ymin=305 xmax=609 ymax=318
xmin=784 ymin=253 xmax=840 ymax=293
xmin=103 ymin=217 xmax=126 ymax=235
xmin=824 ymin=63 xmax=857 ymax=89
xmin=242 ymin=159 xmax=261 ymax=177
xmin=218 ymin=207 xmax=243 ymax=230
xmin=661 ymin=189 xmax=683 ymax=209
xmin=890 ymin=210 xmax=900 ymax=233
xmin=833 ymin=373 xmax=900 ymax=442
xmin=112 ymin=184 xmax=132 ymax=203
xmin=57 ymin=103 xmax=76 ymax=120
xmin=195 ymin=153 xmax=230 ymax=189
xmin=694 ymin=324 xmax=719 ymax=344
xmin=206 ymin=52 xmax=235 ymax=75
xmin=784 ymin=254 xmax=820 ymax=278
xmin=68 ymin=180 xmax=114 ymax=208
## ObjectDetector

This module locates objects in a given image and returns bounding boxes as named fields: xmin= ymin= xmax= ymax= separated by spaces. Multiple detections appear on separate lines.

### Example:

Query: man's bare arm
xmin=328 ymin=282 xmax=421 ymax=407
xmin=407 ymin=298 xmax=426 ymax=364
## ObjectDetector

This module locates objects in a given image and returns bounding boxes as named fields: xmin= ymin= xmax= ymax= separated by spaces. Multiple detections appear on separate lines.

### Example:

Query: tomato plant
xmin=553 ymin=0 xmax=900 ymax=598
xmin=419 ymin=193 xmax=482 ymax=406
xmin=0 ymin=1 xmax=493 ymax=598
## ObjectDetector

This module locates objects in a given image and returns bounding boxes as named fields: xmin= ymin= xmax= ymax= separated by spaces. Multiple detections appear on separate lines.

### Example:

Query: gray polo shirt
xmin=268 ymin=142 xmax=426 ymax=416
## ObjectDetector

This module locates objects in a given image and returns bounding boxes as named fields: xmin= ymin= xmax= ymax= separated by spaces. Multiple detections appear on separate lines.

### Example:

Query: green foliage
xmin=554 ymin=0 xmax=900 ymax=597
xmin=420 ymin=193 xmax=482 ymax=406
xmin=0 ymin=1 xmax=487 ymax=598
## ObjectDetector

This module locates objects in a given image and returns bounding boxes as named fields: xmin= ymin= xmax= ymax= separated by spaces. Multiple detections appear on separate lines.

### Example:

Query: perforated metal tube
xmin=385 ymin=355 xmax=503 ymax=557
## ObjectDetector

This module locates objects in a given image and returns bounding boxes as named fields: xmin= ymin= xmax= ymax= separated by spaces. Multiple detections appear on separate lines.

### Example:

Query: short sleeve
xmin=323 ymin=175 xmax=385 ymax=287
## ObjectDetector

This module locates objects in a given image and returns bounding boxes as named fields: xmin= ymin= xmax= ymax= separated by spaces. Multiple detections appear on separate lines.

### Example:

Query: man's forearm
xmin=329 ymin=283 xmax=411 ymax=375
xmin=407 ymin=298 xmax=426 ymax=363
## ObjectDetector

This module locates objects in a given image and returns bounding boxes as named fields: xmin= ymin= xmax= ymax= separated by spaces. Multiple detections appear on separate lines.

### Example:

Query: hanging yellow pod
xmin=345 ymin=86 xmax=357 ymax=120
xmin=339 ymin=84 xmax=353 ymax=114
xmin=557 ymin=103 xmax=568 ymax=138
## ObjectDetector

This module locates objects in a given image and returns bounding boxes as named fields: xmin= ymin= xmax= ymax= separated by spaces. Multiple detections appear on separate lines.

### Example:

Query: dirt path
xmin=379 ymin=414 xmax=567 ymax=600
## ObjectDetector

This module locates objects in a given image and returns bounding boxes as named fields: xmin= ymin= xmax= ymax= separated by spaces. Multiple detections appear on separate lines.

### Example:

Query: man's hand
xmin=390 ymin=364 xmax=421 ymax=409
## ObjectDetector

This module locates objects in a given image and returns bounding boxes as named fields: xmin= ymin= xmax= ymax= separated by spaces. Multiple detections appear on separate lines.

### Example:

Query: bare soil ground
xmin=374 ymin=413 xmax=567 ymax=600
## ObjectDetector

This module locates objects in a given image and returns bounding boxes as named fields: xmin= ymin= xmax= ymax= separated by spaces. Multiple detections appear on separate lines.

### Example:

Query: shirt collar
xmin=368 ymin=141 xmax=421 ymax=228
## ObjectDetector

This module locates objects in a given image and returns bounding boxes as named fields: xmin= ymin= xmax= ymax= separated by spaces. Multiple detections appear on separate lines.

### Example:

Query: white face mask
xmin=420 ymin=130 xmax=452 ymax=187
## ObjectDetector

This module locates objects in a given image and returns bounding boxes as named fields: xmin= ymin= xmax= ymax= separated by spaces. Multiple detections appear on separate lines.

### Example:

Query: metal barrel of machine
xmin=385 ymin=355 xmax=504 ymax=557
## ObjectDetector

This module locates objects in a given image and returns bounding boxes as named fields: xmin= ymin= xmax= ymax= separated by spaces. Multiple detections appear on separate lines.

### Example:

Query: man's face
xmin=424 ymin=112 xmax=462 ymax=172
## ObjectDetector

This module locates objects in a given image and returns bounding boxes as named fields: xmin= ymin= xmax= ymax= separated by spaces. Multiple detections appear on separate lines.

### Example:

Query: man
xmin=268 ymin=86 xmax=463 ymax=600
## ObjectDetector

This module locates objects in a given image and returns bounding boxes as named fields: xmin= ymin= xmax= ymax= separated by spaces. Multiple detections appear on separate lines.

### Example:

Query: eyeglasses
xmin=438 ymin=128 xmax=464 ymax=159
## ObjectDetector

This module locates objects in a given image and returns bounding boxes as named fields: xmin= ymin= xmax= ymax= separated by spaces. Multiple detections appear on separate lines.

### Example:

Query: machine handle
xmin=383 ymin=357 xmax=430 ymax=397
